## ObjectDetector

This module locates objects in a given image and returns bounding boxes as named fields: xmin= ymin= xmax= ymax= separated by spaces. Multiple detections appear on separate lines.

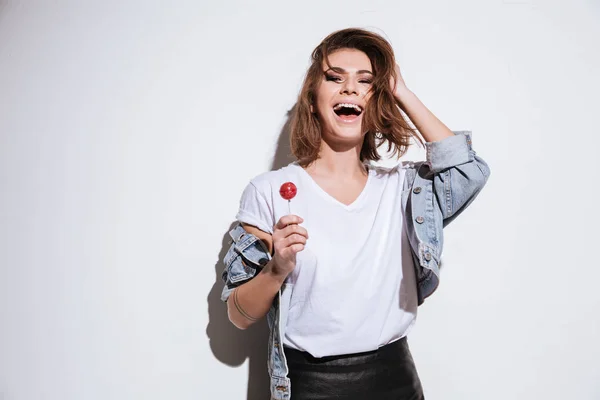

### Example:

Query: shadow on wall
xmin=206 ymin=106 xmax=296 ymax=400
xmin=270 ymin=105 xmax=298 ymax=171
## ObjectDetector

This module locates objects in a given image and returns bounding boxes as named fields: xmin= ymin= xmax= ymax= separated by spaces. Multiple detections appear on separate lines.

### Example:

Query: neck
xmin=306 ymin=140 xmax=367 ymax=179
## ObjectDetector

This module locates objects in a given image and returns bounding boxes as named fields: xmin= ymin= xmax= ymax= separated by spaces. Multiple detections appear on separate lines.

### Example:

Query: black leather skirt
xmin=285 ymin=337 xmax=424 ymax=400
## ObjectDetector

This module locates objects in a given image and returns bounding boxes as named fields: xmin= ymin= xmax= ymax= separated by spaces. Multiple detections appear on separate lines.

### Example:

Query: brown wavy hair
xmin=290 ymin=28 xmax=421 ymax=166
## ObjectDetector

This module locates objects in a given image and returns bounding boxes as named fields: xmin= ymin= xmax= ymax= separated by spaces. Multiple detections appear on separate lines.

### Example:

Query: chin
xmin=326 ymin=126 xmax=365 ymax=143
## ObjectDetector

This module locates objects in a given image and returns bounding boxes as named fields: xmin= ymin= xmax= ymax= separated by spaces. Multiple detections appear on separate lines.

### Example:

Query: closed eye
xmin=325 ymin=73 xmax=372 ymax=85
xmin=325 ymin=74 xmax=342 ymax=82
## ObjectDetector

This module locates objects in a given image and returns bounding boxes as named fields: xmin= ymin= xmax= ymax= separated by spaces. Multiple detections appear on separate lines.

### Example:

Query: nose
xmin=340 ymin=79 xmax=358 ymax=96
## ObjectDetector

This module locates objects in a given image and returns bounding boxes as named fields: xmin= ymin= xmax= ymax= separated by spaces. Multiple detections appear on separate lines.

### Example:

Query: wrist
xmin=262 ymin=260 xmax=288 ymax=285
xmin=394 ymin=86 xmax=414 ymax=103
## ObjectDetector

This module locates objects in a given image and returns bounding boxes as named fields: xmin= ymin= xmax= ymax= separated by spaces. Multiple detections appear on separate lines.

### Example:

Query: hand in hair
xmin=391 ymin=63 xmax=409 ymax=98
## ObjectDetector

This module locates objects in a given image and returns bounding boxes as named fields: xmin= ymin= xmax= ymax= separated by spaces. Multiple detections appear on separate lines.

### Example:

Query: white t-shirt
xmin=236 ymin=161 xmax=417 ymax=358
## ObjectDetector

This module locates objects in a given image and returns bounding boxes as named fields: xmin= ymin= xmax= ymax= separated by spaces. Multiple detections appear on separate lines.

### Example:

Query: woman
xmin=220 ymin=28 xmax=490 ymax=400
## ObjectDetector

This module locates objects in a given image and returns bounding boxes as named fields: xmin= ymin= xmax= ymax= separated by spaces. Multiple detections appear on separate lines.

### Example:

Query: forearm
xmin=227 ymin=260 xmax=287 ymax=330
xmin=396 ymin=87 xmax=454 ymax=143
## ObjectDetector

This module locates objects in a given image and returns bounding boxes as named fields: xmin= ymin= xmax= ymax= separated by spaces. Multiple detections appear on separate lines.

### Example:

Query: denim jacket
xmin=220 ymin=131 xmax=490 ymax=400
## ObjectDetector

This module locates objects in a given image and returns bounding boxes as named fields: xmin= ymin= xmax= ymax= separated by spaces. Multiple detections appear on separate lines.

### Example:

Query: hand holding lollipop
xmin=272 ymin=181 xmax=306 ymax=277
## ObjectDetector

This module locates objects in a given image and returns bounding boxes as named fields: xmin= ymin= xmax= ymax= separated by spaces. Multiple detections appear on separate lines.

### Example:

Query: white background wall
xmin=1 ymin=1 xmax=599 ymax=399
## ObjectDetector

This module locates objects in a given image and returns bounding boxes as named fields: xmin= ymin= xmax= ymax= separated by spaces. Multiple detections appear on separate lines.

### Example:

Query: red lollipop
xmin=279 ymin=182 xmax=297 ymax=214
xmin=279 ymin=182 xmax=297 ymax=200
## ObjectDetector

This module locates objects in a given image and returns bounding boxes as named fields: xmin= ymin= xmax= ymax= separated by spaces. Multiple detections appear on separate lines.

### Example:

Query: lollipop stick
xmin=288 ymin=200 xmax=291 ymax=215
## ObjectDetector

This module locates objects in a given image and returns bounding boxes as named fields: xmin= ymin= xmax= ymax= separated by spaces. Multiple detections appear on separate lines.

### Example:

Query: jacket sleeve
xmin=221 ymin=179 xmax=276 ymax=302
xmin=220 ymin=223 xmax=271 ymax=303
xmin=424 ymin=130 xmax=491 ymax=227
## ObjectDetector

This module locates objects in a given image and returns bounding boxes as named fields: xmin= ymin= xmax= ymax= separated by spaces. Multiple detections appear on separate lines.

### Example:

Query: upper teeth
xmin=334 ymin=103 xmax=362 ymax=112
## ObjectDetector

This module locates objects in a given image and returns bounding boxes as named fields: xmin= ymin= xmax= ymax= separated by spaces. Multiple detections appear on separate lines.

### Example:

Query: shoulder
xmin=244 ymin=162 xmax=301 ymax=196
xmin=399 ymin=160 xmax=426 ymax=170
xmin=369 ymin=163 xmax=399 ymax=175
xmin=368 ymin=161 xmax=426 ymax=189
xmin=368 ymin=161 xmax=418 ymax=178
xmin=237 ymin=163 xmax=300 ymax=234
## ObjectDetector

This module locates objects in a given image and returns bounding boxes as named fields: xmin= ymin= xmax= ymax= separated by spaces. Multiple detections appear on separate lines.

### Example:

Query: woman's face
xmin=313 ymin=48 xmax=373 ymax=144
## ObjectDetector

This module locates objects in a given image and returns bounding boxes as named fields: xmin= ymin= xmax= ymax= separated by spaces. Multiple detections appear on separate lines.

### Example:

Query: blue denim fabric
xmin=220 ymin=131 xmax=490 ymax=400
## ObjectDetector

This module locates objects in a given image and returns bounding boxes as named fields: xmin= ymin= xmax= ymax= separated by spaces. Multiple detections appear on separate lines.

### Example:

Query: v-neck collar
xmin=292 ymin=161 xmax=373 ymax=211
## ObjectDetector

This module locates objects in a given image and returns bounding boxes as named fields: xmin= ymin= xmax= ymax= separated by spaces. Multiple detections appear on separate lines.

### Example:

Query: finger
xmin=274 ymin=231 xmax=306 ymax=252
xmin=281 ymin=224 xmax=308 ymax=239
xmin=285 ymin=233 xmax=307 ymax=247
xmin=275 ymin=215 xmax=304 ymax=230
xmin=289 ymin=243 xmax=305 ymax=254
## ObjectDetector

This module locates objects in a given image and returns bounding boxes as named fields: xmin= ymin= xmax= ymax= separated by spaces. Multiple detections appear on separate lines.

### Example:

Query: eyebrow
xmin=325 ymin=67 xmax=374 ymax=75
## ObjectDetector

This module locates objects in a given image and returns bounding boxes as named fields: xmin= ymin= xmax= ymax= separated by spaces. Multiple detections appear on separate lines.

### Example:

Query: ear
xmin=310 ymin=104 xmax=314 ymax=113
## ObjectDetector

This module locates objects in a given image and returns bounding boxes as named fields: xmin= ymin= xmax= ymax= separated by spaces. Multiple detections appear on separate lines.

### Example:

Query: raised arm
xmin=391 ymin=64 xmax=490 ymax=224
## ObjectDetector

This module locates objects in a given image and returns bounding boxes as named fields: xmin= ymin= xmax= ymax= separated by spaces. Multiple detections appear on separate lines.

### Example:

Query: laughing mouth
xmin=333 ymin=103 xmax=363 ymax=118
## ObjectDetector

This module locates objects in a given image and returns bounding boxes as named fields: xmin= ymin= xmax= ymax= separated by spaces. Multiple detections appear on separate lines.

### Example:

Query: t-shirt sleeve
xmin=235 ymin=181 xmax=275 ymax=234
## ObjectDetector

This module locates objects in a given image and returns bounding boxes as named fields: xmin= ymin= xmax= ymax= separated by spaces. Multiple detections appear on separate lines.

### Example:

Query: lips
xmin=332 ymin=102 xmax=363 ymax=123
